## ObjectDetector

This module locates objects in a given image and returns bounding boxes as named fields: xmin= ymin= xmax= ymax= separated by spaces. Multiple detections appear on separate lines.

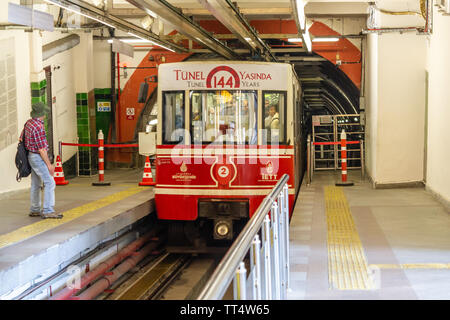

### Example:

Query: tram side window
xmin=191 ymin=90 xmax=257 ymax=144
xmin=263 ymin=92 xmax=286 ymax=144
xmin=163 ymin=91 xmax=185 ymax=144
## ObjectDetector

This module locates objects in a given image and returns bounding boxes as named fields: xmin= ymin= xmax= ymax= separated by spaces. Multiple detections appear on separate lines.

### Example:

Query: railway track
xmin=14 ymin=222 xmax=220 ymax=300
xmin=102 ymin=252 xmax=193 ymax=300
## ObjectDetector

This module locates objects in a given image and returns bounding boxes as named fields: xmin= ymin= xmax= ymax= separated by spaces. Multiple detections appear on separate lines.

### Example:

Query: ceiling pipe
xmin=0 ymin=25 xmax=103 ymax=31
xmin=197 ymin=0 xmax=276 ymax=61
xmin=43 ymin=33 xmax=80 ymax=60
xmin=125 ymin=0 xmax=239 ymax=60
xmin=363 ymin=0 xmax=432 ymax=34
xmin=43 ymin=0 xmax=186 ymax=52
xmin=197 ymin=0 xmax=258 ymax=52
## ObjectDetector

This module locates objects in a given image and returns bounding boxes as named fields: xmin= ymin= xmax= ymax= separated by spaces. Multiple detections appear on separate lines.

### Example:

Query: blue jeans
xmin=28 ymin=152 xmax=55 ymax=214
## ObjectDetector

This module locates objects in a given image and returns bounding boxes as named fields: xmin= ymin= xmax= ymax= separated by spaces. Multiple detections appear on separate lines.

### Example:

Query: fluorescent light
xmin=312 ymin=37 xmax=340 ymax=42
xmin=296 ymin=0 xmax=306 ymax=31
xmin=127 ymin=32 xmax=150 ymax=41
xmin=43 ymin=0 xmax=116 ymax=29
xmin=288 ymin=38 xmax=302 ymax=42
xmin=144 ymin=9 xmax=157 ymax=19
xmin=302 ymin=32 xmax=312 ymax=53
xmin=127 ymin=32 xmax=175 ymax=52
xmin=108 ymin=38 xmax=153 ymax=44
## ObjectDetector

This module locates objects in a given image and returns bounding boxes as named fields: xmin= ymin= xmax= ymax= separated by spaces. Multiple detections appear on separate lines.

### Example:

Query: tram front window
xmin=191 ymin=90 xmax=257 ymax=144
xmin=263 ymin=92 xmax=286 ymax=144
xmin=163 ymin=91 xmax=184 ymax=144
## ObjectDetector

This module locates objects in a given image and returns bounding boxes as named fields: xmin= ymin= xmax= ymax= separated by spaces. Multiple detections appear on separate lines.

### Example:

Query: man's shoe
xmin=41 ymin=212 xmax=63 ymax=219
xmin=29 ymin=211 xmax=41 ymax=217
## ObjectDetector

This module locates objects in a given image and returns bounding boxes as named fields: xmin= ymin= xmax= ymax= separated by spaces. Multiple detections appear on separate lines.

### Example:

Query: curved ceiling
xmin=295 ymin=55 xmax=361 ymax=115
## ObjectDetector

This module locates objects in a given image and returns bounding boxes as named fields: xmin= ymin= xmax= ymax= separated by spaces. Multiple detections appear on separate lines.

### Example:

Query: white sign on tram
xmin=159 ymin=62 xmax=290 ymax=91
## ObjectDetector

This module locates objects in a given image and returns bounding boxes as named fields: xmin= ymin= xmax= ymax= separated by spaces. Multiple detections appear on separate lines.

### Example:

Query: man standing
xmin=21 ymin=102 xmax=62 ymax=219
xmin=264 ymin=104 xmax=280 ymax=142
xmin=267 ymin=105 xmax=280 ymax=130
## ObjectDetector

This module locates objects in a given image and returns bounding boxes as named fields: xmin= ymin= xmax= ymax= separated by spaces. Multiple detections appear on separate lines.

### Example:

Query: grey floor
xmin=288 ymin=171 xmax=450 ymax=300
xmin=0 ymin=168 xmax=145 ymax=236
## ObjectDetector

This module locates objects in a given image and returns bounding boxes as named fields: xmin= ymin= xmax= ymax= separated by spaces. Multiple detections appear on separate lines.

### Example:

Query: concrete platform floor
xmin=0 ymin=169 xmax=155 ymax=298
xmin=0 ymin=169 xmax=148 ymax=236
xmin=288 ymin=171 xmax=450 ymax=300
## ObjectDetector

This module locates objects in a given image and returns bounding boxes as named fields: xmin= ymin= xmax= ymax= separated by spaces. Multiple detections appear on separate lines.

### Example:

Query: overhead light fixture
xmin=108 ymin=38 xmax=153 ymax=44
xmin=127 ymin=31 xmax=148 ymax=41
xmin=295 ymin=0 xmax=306 ymax=31
xmin=289 ymin=37 xmax=340 ymax=43
xmin=312 ymin=37 xmax=340 ymax=42
xmin=302 ymin=31 xmax=312 ymax=53
xmin=43 ymin=0 xmax=116 ymax=29
xmin=127 ymin=32 xmax=175 ymax=52
xmin=143 ymin=9 xmax=157 ymax=19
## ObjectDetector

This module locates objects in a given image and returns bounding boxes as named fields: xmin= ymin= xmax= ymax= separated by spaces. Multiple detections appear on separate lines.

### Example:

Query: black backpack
xmin=15 ymin=123 xmax=32 ymax=182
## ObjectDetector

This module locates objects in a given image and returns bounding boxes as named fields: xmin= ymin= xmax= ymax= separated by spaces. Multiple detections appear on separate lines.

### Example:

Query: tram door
xmin=311 ymin=114 xmax=364 ymax=172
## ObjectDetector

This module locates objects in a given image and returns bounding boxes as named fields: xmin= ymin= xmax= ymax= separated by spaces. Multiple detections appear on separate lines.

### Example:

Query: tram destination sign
xmin=159 ymin=63 xmax=290 ymax=91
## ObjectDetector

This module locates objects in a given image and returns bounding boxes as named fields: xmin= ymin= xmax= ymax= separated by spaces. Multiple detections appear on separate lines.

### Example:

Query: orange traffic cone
xmin=54 ymin=155 xmax=69 ymax=185
xmin=139 ymin=156 xmax=156 ymax=186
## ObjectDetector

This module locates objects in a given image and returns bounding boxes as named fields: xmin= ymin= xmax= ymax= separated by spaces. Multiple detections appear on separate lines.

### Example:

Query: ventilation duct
xmin=43 ymin=34 xmax=80 ymax=61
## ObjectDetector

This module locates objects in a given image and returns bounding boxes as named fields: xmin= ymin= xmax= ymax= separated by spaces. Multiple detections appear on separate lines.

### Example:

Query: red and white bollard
xmin=92 ymin=129 xmax=111 ymax=186
xmin=335 ymin=129 xmax=354 ymax=187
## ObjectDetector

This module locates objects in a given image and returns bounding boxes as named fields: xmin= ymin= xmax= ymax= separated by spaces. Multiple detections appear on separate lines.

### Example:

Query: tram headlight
xmin=214 ymin=219 xmax=233 ymax=240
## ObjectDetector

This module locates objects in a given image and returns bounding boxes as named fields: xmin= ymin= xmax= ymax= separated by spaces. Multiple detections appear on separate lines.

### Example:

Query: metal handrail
xmin=197 ymin=174 xmax=290 ymax=300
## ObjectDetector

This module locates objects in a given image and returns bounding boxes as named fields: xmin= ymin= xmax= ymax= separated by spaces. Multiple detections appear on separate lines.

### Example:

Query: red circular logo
xmin=213 ymin=162 xmax=234 ymax=186
xmin=206 ymin=66 xmax=240 ymax=89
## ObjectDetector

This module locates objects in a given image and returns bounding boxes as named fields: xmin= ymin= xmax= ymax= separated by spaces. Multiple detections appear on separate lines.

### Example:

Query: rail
xmin=197 ymin=174 xmax=290 ymax=300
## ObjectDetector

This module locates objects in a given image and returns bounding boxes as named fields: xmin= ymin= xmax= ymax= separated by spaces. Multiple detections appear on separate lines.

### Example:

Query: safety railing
xmin=197 ymin=174 xmax=290 ymax=300
xmin=58 ymin=130 xmax=139 ymax=186
xmin=307 ymin=130 xmax=365 ymax=185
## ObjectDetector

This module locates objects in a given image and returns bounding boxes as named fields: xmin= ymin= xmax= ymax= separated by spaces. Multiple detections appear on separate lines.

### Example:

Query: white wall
xmin=73 ymin=33 xmax=95 ymax=93
xmin=364 ymin=33 xmax=378 ymax=181
xmin=364 ymin=32 xmax=427 ymax=186
xmin=0 ymin=30 xmax=31 ymax=195
xmin=376 ymin=33 xmax=426 ymax=184
xmin=425 ymin=7 xmax=450 ymax=206
xmin=93 ymin=39 xmax=151 ymax=89
xmin=93 ymin=40 xmax=111 ymax=89
xmin=0 ymin=30 xmax=95 ymax=196
xmin=43 ymin=33 xmax=78 ymax=162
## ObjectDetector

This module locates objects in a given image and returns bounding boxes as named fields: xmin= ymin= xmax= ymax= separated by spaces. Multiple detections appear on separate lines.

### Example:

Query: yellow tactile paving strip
xmin=324 ymin=186 xmax=374 ymax=290
xmin=0 ymin=186 xmax=146 ymax=250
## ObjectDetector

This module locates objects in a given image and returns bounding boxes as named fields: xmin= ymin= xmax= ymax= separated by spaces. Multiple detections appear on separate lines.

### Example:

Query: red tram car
xmin=155 ymin=61 xmax=304 ymax=251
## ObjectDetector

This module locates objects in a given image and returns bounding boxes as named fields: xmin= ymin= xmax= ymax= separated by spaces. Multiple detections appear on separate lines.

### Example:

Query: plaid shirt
xmin=21 ymin=118 xmax=48 ymax=153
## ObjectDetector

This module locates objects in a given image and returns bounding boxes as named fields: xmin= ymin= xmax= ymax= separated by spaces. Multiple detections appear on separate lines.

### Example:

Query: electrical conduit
xmin=50 ymin=230 xmax=159 ymax=300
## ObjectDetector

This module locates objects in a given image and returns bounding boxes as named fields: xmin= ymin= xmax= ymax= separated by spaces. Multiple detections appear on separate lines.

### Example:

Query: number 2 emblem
xmin=218 ymin=165 xmax=230 ymax=178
